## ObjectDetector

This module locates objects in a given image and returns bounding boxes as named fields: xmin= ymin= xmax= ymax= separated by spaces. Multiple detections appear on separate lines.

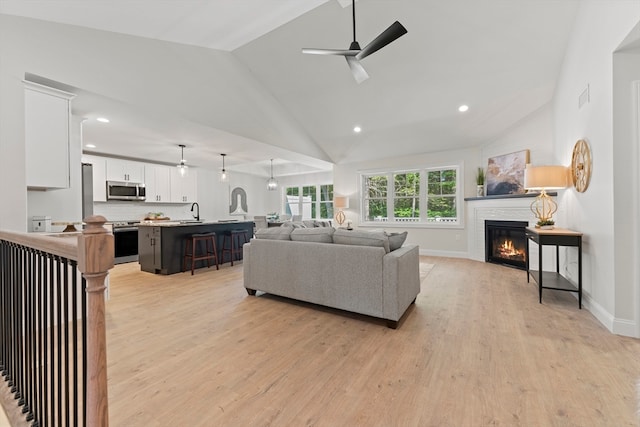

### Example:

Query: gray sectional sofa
xmin=242 ymin=227 xmax=420 ymax=328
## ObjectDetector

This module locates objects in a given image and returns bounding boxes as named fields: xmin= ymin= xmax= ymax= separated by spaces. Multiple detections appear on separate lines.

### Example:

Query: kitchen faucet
xmin=190 ymin=202 xmax=200 ymax=221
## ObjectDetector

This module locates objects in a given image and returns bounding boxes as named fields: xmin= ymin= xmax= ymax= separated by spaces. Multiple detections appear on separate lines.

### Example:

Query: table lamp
xmin=333 ymin=196 xmax=349 ymax=226
xmin=524 ymin=164 xmax=568 ymax=226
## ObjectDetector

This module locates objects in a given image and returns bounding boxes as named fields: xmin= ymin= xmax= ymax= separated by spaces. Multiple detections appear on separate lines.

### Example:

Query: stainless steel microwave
xmin=106 ymin=181 xmax=146 ymax=201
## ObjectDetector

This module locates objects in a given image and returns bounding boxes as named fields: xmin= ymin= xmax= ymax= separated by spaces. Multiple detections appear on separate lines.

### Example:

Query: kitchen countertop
xmin=136 ymin=220 xmax=251 ymax=227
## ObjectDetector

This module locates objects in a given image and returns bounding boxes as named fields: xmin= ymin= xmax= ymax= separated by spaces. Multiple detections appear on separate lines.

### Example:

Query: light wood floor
xmin=99 ymin=257 xmax=640 ymax=426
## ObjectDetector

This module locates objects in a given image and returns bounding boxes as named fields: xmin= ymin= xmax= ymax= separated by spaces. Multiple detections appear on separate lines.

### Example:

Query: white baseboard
xmin=419 ymin=249 xmax=468 ymax=258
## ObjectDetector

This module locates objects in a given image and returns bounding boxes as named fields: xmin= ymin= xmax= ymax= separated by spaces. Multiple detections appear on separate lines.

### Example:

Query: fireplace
xmin=485 ymin=220 xmax=528 ymax=269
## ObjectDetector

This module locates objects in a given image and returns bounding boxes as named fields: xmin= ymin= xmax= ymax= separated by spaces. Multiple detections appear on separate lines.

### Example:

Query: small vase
xmin=476 ymin=185 xmax=484 ymax=197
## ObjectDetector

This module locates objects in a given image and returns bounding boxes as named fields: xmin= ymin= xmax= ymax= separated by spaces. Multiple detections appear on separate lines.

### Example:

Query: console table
xmin=525 ymin=227 xmax=583 ymax=308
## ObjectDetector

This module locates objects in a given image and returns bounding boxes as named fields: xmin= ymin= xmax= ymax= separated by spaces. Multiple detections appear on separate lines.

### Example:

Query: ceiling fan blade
xmin=355 ymin=21 xmax=407 ymax=61
xmin=302 ymin=48 xmax=359 ymax=56
xmin=345 ymin=56 xmax=369 ymax=84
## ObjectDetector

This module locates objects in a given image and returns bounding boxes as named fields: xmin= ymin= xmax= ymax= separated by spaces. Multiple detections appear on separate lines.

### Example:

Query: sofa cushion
xmin=280 ymin=220 xmax=306 ymax=228
xmin=386 ymin=231 xmax=408 ymax=251
xmin=255 ymin=227 xmax=292 ymax=240
xmin=314 ymin=220 xmax=333 ymax=228
xmin=332 ymin=229 xmax=390 ymax=253
xmin=290 ymin=227 xmax=334 ymax=243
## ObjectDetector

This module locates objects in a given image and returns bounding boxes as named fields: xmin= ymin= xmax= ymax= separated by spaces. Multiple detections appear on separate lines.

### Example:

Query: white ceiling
xmin=0 ymin=0 xmax=581 ymax=176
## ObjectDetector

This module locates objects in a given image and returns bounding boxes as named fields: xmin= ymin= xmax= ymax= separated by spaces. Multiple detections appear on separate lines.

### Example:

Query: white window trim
xmin=360 ymin=164 xmax=464 ymax=228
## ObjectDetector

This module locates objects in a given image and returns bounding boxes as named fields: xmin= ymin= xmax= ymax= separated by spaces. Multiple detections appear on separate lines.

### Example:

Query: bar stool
xmin=182 ymin=232 xmax=219 ymax=275
xmin=221 ymin=230 xmax=250 ymax=266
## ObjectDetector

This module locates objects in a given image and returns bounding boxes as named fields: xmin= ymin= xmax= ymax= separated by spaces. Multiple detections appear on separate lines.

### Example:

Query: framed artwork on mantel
xmin=485 ymin=149 xmax=530 ymax=196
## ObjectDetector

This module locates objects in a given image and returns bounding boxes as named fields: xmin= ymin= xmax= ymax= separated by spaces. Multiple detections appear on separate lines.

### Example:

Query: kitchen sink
xmin=179 ymin=220 xmax=203 ymax=224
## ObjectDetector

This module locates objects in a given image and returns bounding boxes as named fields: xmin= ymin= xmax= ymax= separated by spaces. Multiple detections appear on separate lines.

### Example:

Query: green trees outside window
xmin=362 ymin=166 xmax=458 ymax=224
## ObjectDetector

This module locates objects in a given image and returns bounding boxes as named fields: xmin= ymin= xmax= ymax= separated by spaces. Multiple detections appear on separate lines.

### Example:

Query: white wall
xmin=481 ymin=104 xmax=555 ymax=167
xmin=0 ymin=54 xmax=27 ymax=231
xmin=553 ymin=1 xmax=640 ymax=336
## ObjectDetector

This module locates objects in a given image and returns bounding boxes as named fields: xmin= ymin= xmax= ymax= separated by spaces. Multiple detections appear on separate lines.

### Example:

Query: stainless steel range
xmin=112 ymin=220 xmax=139 ymax=264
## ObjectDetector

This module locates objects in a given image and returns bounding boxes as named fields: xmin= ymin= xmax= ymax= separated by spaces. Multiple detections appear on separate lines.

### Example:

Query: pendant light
xmin=176 ymin=144 xmax=188 ymax=177
xmin=220 ymin=153 xmax=229 ymax=183
xmin=267 ymin=159 xmax=278 ymax=191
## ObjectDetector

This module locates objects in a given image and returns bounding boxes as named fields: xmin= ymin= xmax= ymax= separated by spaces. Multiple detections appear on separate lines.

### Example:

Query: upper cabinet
xmin=106 ymin=158 xmax=145 ymax=183
xmin=170 ymin=168 xmax=198 ymax=203
xmin=145 ymin=165 xmax=172 ymax=203
xmin=24 ymin=82 xmax=75 ymax=190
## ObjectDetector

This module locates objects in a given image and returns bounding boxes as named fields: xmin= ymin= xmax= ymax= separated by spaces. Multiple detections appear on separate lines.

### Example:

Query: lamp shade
xmin=333 ymin=196 xmax=349 ymax=209
xmin=524 ymin=165 xmax=568 ymax=190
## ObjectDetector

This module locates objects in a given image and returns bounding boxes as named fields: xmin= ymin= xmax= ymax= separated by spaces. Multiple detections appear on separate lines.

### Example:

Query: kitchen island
xmin=138 ymin=220 xmax=254 ymax=275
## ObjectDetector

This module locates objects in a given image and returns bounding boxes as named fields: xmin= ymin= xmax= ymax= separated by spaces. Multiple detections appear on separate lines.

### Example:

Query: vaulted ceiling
xmin=0 ymin=0 xmax=581 ymax=176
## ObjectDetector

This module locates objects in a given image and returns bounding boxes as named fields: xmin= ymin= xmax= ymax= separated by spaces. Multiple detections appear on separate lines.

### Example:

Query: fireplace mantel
xmin=464 ymin=191 xmax=557 ymax=202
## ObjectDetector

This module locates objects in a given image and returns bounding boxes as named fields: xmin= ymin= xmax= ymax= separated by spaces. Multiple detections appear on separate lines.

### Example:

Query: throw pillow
xmin=290 ymin=227 xmax=334 ymax=243
xmin=332 ymin=229 xmax=390 ymax=253
xmin=302 ymin=220 xmax=317 ymax=228
xmin=386 ymin=231 xmax=408 ymax=251
xmin=255 ymin=227 xmax=292 ymax=240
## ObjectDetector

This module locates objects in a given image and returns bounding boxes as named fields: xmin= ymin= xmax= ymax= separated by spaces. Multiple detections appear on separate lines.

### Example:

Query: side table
xmin=525 ymin=227 xmax=583 ymax=308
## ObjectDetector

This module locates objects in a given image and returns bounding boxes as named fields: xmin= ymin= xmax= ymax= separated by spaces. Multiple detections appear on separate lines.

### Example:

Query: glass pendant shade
xmin=267 ymin=159 xmax=278 ymax=191
xmin=220 ymin=154 xmax=229 ymax=183
xmin=176 ymin=144 xmax=188 ymax=177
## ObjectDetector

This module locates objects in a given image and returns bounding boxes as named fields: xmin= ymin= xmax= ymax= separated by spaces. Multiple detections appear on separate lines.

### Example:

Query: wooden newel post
xmin=78 ymin=215 xmax=114 ymax=427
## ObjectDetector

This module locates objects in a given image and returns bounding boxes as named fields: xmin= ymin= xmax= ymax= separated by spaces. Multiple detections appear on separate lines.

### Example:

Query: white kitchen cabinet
xmin=82 ymin=155 xmax=107 ymax=202
xmin=170 ymin=168 xmax=198 ymax=203
xmin=145 ymin=165 xmax=171 ymax=203
xmin=24 ymin=82 xmax=75 ymax=189
xmin=106 ymin=158 xmax=145 ymax=183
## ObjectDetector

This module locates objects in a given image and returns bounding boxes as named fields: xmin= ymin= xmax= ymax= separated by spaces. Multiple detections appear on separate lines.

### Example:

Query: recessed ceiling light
xmin=458 ymin=105 xmax=469 ymax=113
xmin=96 ymin=117 xmax=110 ymax=123
xmin=353 ymin=126 xmax=362 ymax=133
xmin=85 ymin=143 xmax=96 ymax=148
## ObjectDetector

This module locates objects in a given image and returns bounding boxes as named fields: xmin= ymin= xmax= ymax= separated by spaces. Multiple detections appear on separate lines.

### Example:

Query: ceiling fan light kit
xmin=302 ymin=0 xmax=407 ymax=83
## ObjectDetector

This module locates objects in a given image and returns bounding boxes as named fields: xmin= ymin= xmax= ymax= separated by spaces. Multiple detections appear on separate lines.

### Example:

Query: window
xmin=362 ymin=166 xmax=460 ymax=226
xmin=285 ymin=184 xmax=333 ymax=219
xmin=319 ymin=185 xmax=334 ymax=219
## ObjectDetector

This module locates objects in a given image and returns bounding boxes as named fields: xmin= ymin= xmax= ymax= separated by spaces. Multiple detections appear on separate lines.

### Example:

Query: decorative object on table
xmin=229 ymin=187 xmax=248 ymax=215
xmin=144 ymin=212 xmax=170 ymax=221
xmin=486 ymin=149 xmax=530 ymax=196
xmin=475 ymin=167 xmax=485 ymax=197
xmin=524 ymin=164 xmax=569 ymax=228
xmin=52 ymin=221 xmax=82 ymax=232
xmin=346 ymin=219 xmax=353 ymax=230
xmin=333 ymin=195 xmax=349 ymax=226
xmin=571 ymin=139 xmax=592 ymax=193
xmin=219 ymin=153 xmax=229 ymax=183
xmin=302 ymin=0 xmax=408 ymax=84
xmin=267 ymin=159 xmax=278 ymax=191
xmin=176 ymin=144 xmax=188 ymax=177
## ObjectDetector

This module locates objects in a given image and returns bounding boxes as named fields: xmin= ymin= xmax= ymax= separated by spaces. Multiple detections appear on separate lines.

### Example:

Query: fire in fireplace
xmin=485 ymin=220 xmax=528 ymax=269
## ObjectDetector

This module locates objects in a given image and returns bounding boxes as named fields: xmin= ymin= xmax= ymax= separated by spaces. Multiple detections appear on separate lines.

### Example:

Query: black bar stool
xmin=182 ymin=232 xmax=219 ymax=275
xmin=221 ymin=230 xmax=250 ymax=266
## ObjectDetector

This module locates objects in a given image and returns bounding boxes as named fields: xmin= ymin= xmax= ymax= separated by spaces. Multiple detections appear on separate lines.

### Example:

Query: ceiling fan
xmin=302 ymin=0 xmax=407 ymax=83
